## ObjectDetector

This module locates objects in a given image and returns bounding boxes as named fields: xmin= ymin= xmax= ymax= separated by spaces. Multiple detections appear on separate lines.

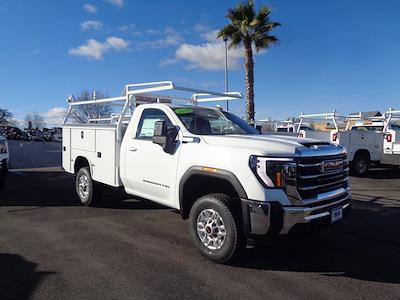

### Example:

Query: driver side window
xmin=136 ymin=108 xmax=173 ymax=140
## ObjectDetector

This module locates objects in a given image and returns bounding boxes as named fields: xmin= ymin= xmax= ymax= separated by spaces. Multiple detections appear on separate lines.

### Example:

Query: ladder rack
xmin=298 ymin=111 xmax=339 ymax=133
xmin=63 ymin=81 xmax=243 ymax=125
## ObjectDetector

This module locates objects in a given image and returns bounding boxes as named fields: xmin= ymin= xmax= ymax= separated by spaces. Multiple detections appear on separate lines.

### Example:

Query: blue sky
xmin=1 ymin=0 xmax=400 ymax=125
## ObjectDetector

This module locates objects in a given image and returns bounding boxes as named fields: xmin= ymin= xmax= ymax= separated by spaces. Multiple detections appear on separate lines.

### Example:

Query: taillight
xmin=386 ymin=133 xmax=392 ymax=143
xmin=297 ymin=133 xmax=304 ymax=138
xmin=332 ymin=132 xmax=338 ymax=142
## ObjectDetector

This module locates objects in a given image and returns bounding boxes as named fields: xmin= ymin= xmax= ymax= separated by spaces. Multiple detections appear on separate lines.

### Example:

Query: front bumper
xmin=241 ymin=189 xmax=351 ymax=236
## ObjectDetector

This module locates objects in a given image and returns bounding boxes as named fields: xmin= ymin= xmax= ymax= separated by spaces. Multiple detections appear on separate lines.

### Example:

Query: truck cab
xmin=62 ymin=81 xmax=351 ymax=263
xmin=0 ymin=134 xmax=9 ymax=189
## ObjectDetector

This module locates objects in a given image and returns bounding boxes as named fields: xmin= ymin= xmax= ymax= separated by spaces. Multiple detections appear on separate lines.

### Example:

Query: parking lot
xmin=1 ymin=143 xmax=400 ymax=299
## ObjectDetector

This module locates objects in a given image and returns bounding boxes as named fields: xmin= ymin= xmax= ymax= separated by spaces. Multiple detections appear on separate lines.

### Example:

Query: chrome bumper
xmin=280 ymin=193 xmax=351 ymax=234
xmin=241 ymin=189 xmax=351 ymax=236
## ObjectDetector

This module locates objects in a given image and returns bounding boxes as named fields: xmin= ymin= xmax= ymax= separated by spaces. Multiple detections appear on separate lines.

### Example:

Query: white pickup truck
xmin=62 ymin=81 xmax=351 ymax=263
xmin=297 ymin=112 xmax=400 ymax=176
xmin=0 ymin=134 xmax=9 ymax=189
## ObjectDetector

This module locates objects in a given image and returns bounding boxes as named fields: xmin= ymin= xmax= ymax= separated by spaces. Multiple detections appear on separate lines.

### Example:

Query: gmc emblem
xmin=321 ymin=159 xmax=343 ymax=173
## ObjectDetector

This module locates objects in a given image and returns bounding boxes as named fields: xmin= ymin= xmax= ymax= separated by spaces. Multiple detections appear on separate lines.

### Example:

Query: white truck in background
xmin=382 ymin=108 xmax=400 ymax=166
xmin=62 ymin=81 xmax=351 ymax=263
xmin=297 ymin=111 xmax=400 ymax=176
xmin=0 ymin=134 xmax=9 ymax=189
xmin=275 ymin=120 xmax=313 ymax=134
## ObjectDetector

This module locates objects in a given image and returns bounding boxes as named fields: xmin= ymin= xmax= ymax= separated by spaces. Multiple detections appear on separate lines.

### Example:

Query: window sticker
xmin=139 ymin=118 xmax=162 ymax=137
xmin=175 ymin=108 xmax=194 ymax=115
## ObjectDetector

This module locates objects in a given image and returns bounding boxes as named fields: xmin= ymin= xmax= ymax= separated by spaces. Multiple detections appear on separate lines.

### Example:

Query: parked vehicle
xmin=62 ymin=81 xmax=351 ymax=263
xmin=1 ymin=126 xmax=29 ymax=140
xmin=382 ymin=108 xmax=400 ymax=166
xmin=275 ymin=120 xmax=313 ymax=134
xmin=0 ymin=135 xmax=9 ymax=189
xmin=297 ymin=111 xmax=400 ymax=176
xmin=43 ymin=128 xmax=62 ymax=142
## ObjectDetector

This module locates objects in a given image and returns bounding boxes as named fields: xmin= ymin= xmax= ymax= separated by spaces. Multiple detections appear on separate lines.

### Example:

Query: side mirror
xmin=152 ymin=120 xmax=178 ymax=154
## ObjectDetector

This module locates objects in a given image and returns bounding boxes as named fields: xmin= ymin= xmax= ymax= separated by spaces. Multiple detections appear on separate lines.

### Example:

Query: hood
xmin=201 ymin=134 xmax=345 ymax=157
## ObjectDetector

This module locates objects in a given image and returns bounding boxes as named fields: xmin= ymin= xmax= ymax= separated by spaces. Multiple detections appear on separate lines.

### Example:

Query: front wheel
xmin=189 ymin=193 xmax=244 ymax=263
xmin=75 ymin=167 xmax=102 ymax=206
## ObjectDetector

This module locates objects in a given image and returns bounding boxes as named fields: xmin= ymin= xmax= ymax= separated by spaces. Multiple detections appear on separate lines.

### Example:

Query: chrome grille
xmin=296 ymin=154 xmax=349 ymax=200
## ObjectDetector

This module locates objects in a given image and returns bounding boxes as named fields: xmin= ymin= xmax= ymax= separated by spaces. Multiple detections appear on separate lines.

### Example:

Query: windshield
xmin=173 ymin=107 xmax=259 ymax=135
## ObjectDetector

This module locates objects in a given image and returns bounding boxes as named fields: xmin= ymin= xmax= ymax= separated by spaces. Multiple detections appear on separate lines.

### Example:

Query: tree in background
xmin=70 ymin=90 xmax=112 ymax=123
xmin=25 ymin=112 xmax=45 ymax=129
xmin=0 ymin=109 xmax=13 ymax=125
xmin=218 ymin=0 xmax=280 ymax=123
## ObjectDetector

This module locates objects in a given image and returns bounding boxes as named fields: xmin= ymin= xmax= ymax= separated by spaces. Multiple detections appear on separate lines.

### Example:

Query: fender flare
xmin=179 ymin=166 xmax=248 ymax=215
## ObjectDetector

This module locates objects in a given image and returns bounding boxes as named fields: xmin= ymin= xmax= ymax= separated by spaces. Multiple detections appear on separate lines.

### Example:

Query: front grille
xmin=296 ymin=154 xmax=349 ymax=200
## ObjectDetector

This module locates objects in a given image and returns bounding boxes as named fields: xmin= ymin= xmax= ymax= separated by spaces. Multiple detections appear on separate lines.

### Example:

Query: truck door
xmin=124 ymin=108 xmax=180 ymax=207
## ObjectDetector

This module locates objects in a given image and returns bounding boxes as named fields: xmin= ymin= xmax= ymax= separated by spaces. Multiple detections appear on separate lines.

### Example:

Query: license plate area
xmin=331 ymin=207 xmax=343 ymax=223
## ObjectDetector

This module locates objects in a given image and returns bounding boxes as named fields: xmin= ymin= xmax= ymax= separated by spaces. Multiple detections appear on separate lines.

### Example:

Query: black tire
xmin=351 ymin=155 xmax=369 ymax=177
xmin=75 ymin=167 xmax=102 ymax=206
xmin=189 ymin=193 xmax=244 ymax=263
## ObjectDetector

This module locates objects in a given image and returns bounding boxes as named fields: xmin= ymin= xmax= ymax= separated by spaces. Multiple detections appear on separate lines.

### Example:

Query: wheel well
xmin=180 ymin=174 xmax=240 ymax=219
xmin=74 ymin=156 xmax=90 ymax=174
xmin=353 ymin=149 xmax=371 ymax=161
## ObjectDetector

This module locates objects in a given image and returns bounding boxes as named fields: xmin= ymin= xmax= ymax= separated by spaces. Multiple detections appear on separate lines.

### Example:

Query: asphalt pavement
xmin=0 ymin=143 xmax=400 ymax=299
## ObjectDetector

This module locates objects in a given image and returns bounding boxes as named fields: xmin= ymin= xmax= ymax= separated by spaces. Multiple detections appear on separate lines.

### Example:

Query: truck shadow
xmin=233 ymin=199 xmax=400 ymax=284
xmin=1 ymin=171 xmax=168 ymax=211
xmin=0 ymin=253 xmax=54 ymax=299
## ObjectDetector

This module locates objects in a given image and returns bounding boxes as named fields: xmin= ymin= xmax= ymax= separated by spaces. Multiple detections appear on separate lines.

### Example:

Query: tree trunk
xmin=244 ymin=41 xmax=255 ymax=123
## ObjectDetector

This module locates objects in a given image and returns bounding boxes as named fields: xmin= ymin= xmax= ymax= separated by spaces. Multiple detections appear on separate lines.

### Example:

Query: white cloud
xmin=141 ymin=27 xmax=183 ymax=49
xmin=83 ymin=4 xmax=97 ymax=13
xmin=69 ymin=39 xmax=107 ymax=60
xmin=80 ymin=20 xmax=103 ymax=31
xmin=40 ymin=108 xmax=67 ymax=126
xmin=105 ymin=0 xmax=124 ymax=7
xmin=106 ymin=36 xmax=129 ymax=49
xmin=161 ymin=42 xmax=243 ymax=71
xmin=69 ymin=36 xmax=129 ymax=60
xmin=201 ymin=29 xmax=220 ymax=42
xmin=161 ymin=28 xmax=264 ymax=71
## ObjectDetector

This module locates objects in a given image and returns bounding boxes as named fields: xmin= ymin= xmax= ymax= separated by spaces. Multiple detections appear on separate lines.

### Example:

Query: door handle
xmin=128 ymin=146 xmax=137 ymax=152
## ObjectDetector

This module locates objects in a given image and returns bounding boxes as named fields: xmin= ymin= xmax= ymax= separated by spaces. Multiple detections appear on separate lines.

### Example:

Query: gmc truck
xmin=0 ymin=134 xmax=9 ymax=189
xmin=297 ymin=111 xmax=400 ymax=176
xmin=62 ymin=81 xmax=351 ymax=263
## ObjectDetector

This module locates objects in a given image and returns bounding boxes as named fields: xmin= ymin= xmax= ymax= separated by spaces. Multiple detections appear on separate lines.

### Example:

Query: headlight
xmin=249 ymin=155 xmax=296 ymax=188
xmin=0 ymin=140 xmax=7 ymax=154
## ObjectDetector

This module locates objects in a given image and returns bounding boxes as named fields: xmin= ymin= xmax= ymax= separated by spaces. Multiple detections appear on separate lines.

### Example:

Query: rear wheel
xmin=75 ymin=167 xmax=102 ymax=206
xmin=189 ymin=193 xmax=244 ymax=263
xmin=351 ymin=155 xmax=369 ymax=177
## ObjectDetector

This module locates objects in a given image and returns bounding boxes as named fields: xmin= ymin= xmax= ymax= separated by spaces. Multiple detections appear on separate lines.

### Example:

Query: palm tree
xmin=218 ymin=1 xmax=280 ymax=123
